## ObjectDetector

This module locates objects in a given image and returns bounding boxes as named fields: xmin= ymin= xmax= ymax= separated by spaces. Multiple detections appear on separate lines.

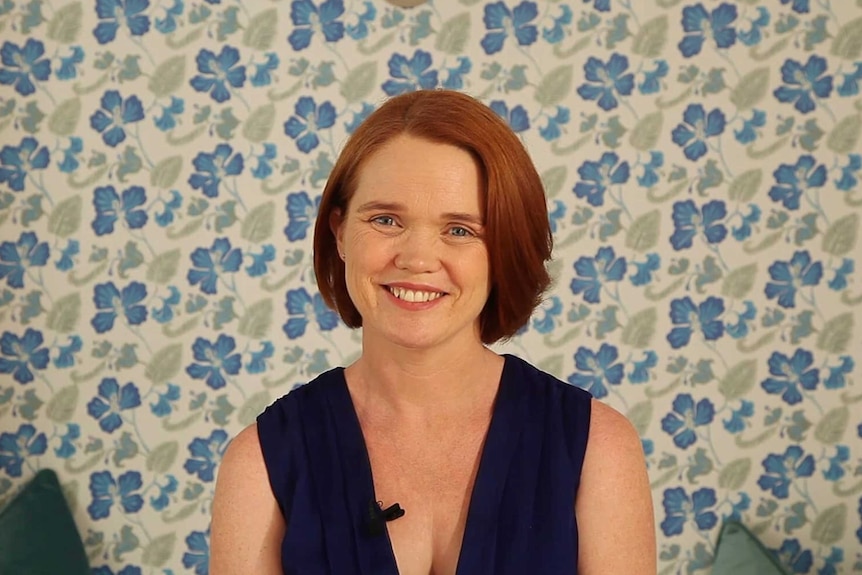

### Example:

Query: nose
xmin=393 ymin=230 xmax=441 ymax=273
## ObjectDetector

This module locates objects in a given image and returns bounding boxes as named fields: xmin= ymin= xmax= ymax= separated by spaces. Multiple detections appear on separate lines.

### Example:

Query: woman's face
xmin=332 ymin=134 xmax=491 ymax=351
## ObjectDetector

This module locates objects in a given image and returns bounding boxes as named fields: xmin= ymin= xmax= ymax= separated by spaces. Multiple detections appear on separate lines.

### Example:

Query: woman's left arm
xmin=576 ymin=399 xmax=657 ymax=574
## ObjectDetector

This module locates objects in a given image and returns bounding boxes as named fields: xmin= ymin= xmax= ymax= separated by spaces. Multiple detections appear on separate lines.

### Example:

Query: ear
xmin=330 ymin=208 xmax=345 ymax=258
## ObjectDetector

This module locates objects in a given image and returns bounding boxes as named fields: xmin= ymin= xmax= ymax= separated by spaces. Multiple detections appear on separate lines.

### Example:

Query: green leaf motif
xmin=536 ymin=354 xmax=564 ymax=378
xmin=146 ymin=441 xmax=179 ymax=473
xmin=626 ymin=400 xmax=653 ymax=436
xmin=47 ymin=2 xmax=82 ymax=43
xmin=721 ymin=263 xmax=758 ymax=299
xmin=821 ymin=213 xmax=858 ymax=256
xmin=46 ymin=292 xmax=81 ymax=333
xmin=831 ymin=17 xmax=862 ymax=59
xmin=238 ymin=390 xmax=271 ymax=426
xmin=243 ymin=8 xmax=278 ymax=50
xmin=719 ymin=359 xmax=757 ymax=400
xmin=814 ymin=406 xmax=848 ymax=444
xmin=436 ymin=12 xmax=471 ymax=54
xmin=148 ymin=55 xmax=186 ymax=98
xmin=48 ymin=195 xmax=82 ymax=237
xmin=242 ymin=104 xmax=276 ymax=143
xmin=147 ymin=249 xmax=182 ymax=284
xmin=728 ymin=169 xmax=762 ymax=202
xmin=718 ymin=458 xmax=751 ymax=490
xmin=340 ymin=62 xmax=377 ymax=103
xmin=816 ymin=312 xmax=853 ymax=354
xmin=827 ymin=114 xmax=861 ymax=153
xmin=145 ymin=343 xmax=183 ymax=385
xmin=541 ymin=166 xmax=567 ymax=198
xmin=150 ymin=156 xmax=183 ymax=189
xmin=730 ymin=67 xmax=770 ymax=110
xmin=46 ymin=385 xmax=79 ymax=424
xmin=811 ymin=504 xmax=846 ymax=545
xmin=625 ymin=209 xmax=660 ymax=252
xmin=241 ymin=201 xmax=275 ymax=243
xmin=631 ymin=15 xmax=668 ymax=57
xmin=629 ymin=111 xmax=663 ymax=151
xmin=142 ymin=533 xmax=177 ymax=568
xmin=238 ymin=298 xmax=273 ymax=339
xmin=535 ymin=65 xmax=573 ymax=107
xmin=621 ymin=307 xmax=657 ymax=348
xmin=48 ymin=98 xmax=81 ymax=136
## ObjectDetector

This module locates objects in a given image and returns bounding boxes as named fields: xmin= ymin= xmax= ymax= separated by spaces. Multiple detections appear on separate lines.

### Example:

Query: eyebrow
xmin=356 ymin=202 xmax=485 ymax=226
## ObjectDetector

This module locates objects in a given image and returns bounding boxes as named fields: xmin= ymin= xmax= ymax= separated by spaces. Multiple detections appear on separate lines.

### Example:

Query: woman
xmin=211 ymin=90 xmax=656 ymax=574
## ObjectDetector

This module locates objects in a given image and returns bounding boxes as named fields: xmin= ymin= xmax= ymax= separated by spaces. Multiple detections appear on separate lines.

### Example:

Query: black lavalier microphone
xmin=364 ymin=499 xmax=406 ymax=537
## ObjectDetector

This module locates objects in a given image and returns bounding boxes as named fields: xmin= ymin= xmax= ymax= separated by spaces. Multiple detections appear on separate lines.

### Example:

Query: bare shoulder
xmin=210 ymin=423 xmax=284 ymax=575
xmin=576 ymin=399 xmax=656 ymax=574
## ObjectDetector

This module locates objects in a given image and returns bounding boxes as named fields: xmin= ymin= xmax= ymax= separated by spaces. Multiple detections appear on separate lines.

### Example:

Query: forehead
xmin=352 ymin=134 xmax=483 ymax=210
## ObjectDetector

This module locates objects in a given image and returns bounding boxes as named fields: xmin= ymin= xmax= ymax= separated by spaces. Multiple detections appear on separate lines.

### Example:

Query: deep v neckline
xmin=328 ymin=354 xmax=527 ymax=575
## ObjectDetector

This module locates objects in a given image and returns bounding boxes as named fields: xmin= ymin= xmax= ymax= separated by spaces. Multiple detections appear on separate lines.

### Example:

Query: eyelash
xmin=369 ymin=216 xmax=477 ymax=238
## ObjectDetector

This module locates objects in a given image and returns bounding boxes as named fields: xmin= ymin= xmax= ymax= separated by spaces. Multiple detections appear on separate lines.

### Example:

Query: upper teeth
xmin=389 ymin=287 xmax=443 ymax=303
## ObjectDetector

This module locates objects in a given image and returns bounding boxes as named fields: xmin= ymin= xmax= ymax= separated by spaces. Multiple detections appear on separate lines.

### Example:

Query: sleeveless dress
xmin=256 ymin=354 xmax=592 ymax=574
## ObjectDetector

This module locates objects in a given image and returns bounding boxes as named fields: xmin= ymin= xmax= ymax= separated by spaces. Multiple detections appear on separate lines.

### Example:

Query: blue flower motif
xmin=246 ymin=245 xmax=276 ymax=278
xmin=572 ymin=151 xmax=630 ymax=207
xmin=189 ymin=143 xmax=244 ymax=198
xmin=731 ymin=204 xmax=761 ymax=241
xmin=768 ymin=154 xmax=826 ymax=210
xmin=91 ymin=281 xmax=148 ymax=333
xmin=824 ymin=356 xmax=853 ymax=390
xmin=86 ymin=378 xmax=141 ymax=433
xmin=54 ymin=335 xmax=82 ymax=368
xmin=489 ymin=101 xmax=530 ymax=133
xmin=54 ymin=423 xmax=80 ymax=458
xmin=823 ymin=445 xmax=849 ymax=482
xmin=345 ymin=1 xmax=375 ymax=40
xmin=722 ymin=399 xmax=754 ymax=433
xmin=87 ymin=470 xmax=144 ymax=520
xmin=89 ymin=90 xmax=145 ymax=147
xmin=284 ymin=97 xmax=336 ymax=154
xmin=570 ymin=246 xmax=626 ymax=304
xmin=154 ymin=96 xmax=184 ymax=131
xmin=250 ymin=52 xmax=279 ymax=87
xmin=734 ymin=109 xmax=766 ymax=144
xmin=836 ymin=154 xmax=861 ymax=191
xmin=441 ymin=57 xmax=471 ymax=90
xmin=0 ymin=423 xmax=47 ymax=477
xmin=187 ymin=237 xmax=243 ymax=295
xmin=94 ymin=0 xmax=151 ymax=43
xmin=186 ymin=334 xmax=242 ymax=390
xmin=576 ymin=54 xmax=634 ymax=111
xmin=678 ymin=3 xmax=737 ymax=57
xmin=149 ymin=475 xmax=178 ymax=511
xmin=774 ymin=56 xmax=832 ymax=114
xmin=738 ymin=7 xmax=769 ymax=46
xmin=151 ymin=285 xmax=181 ymax=324
xmin=154 ymin=0 xmax=183 ymax=33
xmin=671 ymin=104 xmax=725 ymax=161
xmin=628 ymin=350 xmax=658 ymax=384
xmin=780 ymin=0 xmax=809 ymax=13
xmin=639 ymin=60 xmax=669 ymax=95
xmin=184 ymin=429 xmax=228 ymax=481
xmin=765 ymin=250 xmax=822 ymax=308
xmin=54 ymin=237 xmax=79 ymax=271
xmin=150 ymin=383 xmax=180 ymax=416
xmin=250 ymin=143 xmax=277 ymax=180
xmin=531 ymin=296 xmax=563 ymax=334
xmin=538 ymin=106 xmax=570 ymax=141
xmin=284 ymin=287 xmax=340 ymax=339
xmin=0 ymin=231 xmax=49 ymax=289
xmin=182 ymin=530 xmax=210 ymax=575
xmin=382 ymin=50 xmax=438 ymax=96
xmin=670 ymin=199 xmax=727 ymax=250
xmin=774 ymin=539 xmax=813 ymax=574
xmin=288 ymin=0 xmax=345 ymax=50
xmin=190 ymin=45 xmax=246 ymax=103
xmin=566 ymin=343 xmax=624 ymax=399
xmin=58 ymin=136 xmax=84 ymax=173
xmin=725 ymin=300 xmax=756 ymax=339
xmin=660 ymin=486 xmax=718 ymax=537
xmin=667 ymin=296 xmax=725 ymax=349
xmin=629 ymin=253 xmax=661 ymax=286
xmin=0 ymin=39 xmax=51 ymax=96
xmin=56 ymin=46 xmax=85 ymax=80
xmin=758 ymin=445 xmax=815 ymax=499
xmin=543 ymin=5 xmax=572 ymax=43
xmin=761 ymin=348 xmax=819 ymax=405
xmin=345 ymin=102 xmax=376 ymax=134
xmin=0 ymin=328 xmax=49 ymax=384
xmin=636 ymin=151 xmax=664 ymax=188
xmin=480 ymin=1 xmax=538 ymax=55
xmin=0 ymin=136 xmax=50 ymax=192
xmin=584 ymin=0 xmax=610 ymax=11
xmin=246 ymin=341 xmax=274 ymax=374
xmin=91 ymin=185 xmax=148 ymax=235
xmin=661 ymin=393 xmax=715 ymax=449
xmin=284 ymin=192 xmax=321 ymax=243
xmin=837 ymin=63 xmax=862 ymax=97
xmin=547 ymin=200 xmax=566 ymax=234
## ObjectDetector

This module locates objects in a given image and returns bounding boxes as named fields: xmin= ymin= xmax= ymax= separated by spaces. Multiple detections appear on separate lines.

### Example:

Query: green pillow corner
xmin=712 ymin=521 xmax=790 ymax=575
xmin=0 ymin=468 xmax=90 ymax=575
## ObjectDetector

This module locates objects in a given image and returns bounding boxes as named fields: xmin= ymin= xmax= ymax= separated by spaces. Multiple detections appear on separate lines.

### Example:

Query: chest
xmin=363 ymin=423 xmax=488 ymax=575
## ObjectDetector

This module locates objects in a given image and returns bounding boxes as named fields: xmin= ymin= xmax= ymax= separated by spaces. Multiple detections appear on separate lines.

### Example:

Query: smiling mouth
xmin=387 ymin=286 xmax=445 ymax=303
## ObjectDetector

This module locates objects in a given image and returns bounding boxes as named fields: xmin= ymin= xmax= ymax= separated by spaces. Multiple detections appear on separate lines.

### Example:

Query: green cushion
xmin=712 ymin=521 xmax=790 ymax=575
xmin=0 ymin=469 xmax=90 ymax=575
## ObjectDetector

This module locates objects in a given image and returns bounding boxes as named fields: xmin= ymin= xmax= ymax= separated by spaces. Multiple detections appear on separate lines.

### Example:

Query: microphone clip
xmin=363 ymin=499 xmax=406 ymax=537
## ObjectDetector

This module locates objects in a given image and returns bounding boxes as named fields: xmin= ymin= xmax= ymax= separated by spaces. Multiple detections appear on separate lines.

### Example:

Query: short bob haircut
xmin=313 ymin=90 xmax=552 ymax=344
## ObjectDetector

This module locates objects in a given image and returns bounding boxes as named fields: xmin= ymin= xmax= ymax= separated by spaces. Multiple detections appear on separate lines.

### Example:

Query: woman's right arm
xmin=210 ymin=424 xmax=285 ymax=574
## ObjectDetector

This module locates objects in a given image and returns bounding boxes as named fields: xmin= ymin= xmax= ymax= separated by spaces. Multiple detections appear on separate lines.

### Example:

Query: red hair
xmin=313 ymin=90 xmax=552 ymax=344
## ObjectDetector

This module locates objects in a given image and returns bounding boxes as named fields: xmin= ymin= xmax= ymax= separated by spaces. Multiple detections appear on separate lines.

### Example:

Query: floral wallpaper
xmin=0 ymin=0 xmax=861 ymax=573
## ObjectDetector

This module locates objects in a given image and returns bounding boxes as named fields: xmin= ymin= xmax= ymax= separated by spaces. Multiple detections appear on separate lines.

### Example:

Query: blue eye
xmin=449 ymin=226 xmax=472 ymax=237
xmin=372 ymin=215 xmax=396 ymax=226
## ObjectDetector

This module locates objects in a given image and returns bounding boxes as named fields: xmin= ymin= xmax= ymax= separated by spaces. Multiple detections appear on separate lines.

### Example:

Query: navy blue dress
xmin=257 ymin=354 xmax=592 ymax=574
